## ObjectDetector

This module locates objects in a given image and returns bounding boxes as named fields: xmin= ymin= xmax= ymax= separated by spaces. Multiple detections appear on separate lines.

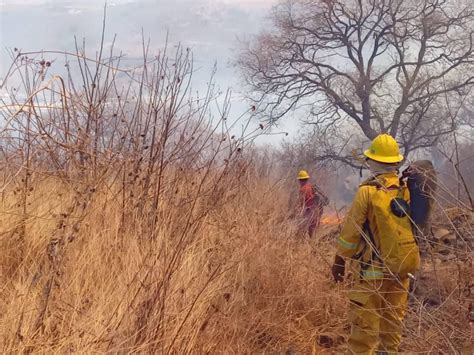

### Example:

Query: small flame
xmin=321 ymin=213 xmax=341 ymax=226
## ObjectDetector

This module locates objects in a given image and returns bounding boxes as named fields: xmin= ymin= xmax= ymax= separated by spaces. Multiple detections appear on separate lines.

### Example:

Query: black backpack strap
xmin=352 ymin=221 xmax=371 ymax=261
xmin=355 ymin=180 xmax=384 ymax=277
xmin=352 ymin=241 xmax=366 ymax=261
xmin=358 ymin=220 xmax=382 ymax=277
xmin=352 ymin=181 xmax=378 ymax=264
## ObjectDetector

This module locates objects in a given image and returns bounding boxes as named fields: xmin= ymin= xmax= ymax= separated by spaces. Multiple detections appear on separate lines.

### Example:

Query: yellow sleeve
xmin=337 ymin=186 xmax=371 ymax=258
xmin=404 ymin=185 xmax=410 ymax=203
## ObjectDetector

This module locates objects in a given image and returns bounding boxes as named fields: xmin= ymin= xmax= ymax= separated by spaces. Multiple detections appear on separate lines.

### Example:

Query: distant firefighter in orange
xmin=297 ymin=170 xmax=329 ymax=237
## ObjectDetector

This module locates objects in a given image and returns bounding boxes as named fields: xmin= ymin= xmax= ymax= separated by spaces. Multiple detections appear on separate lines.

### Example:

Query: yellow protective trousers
xmin=347 ymin=277 xmax=410 ymax=355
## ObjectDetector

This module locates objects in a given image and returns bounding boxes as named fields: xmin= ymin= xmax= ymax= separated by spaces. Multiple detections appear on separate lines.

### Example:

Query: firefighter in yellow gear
xmin=332 ymin=134 xmax=419 ymax=354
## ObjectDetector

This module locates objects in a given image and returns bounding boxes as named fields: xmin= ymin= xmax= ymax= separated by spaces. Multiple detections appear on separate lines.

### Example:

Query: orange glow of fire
xmin=321 ymin=213 xmax=341 ymax=226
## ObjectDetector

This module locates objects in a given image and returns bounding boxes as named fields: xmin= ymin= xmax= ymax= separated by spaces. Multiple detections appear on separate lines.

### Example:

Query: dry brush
xmin=0 ymin=39 xmax=472 ymax=354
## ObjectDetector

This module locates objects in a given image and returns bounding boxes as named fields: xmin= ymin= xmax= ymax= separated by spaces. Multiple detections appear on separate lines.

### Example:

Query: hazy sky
xmin=0 ymin=0 xmax=277 ymax=70
xmin=0 ymin=0 xmax=297 ymax=143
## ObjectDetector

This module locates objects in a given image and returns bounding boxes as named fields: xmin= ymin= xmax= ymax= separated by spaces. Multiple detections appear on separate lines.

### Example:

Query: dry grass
xmin=0 ymin=171 xmax=342 ymax=353
xmin=0 ymin=170 xmax=472 ymax=353
xmin=0 ymin=41 xmax=472 ymax=354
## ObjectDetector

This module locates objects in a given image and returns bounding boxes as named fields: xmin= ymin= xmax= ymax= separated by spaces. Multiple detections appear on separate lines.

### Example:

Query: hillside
xmin=0 ymin=168 xmax=472 ymax=353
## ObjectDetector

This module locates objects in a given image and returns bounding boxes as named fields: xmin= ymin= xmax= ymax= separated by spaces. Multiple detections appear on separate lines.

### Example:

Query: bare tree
xmin=238 ymin=0 xmax=474 ymax=163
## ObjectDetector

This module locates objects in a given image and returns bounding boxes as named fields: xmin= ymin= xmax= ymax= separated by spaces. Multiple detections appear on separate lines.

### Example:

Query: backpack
xmin=312 ymin=185 xmax=329 ymax=207
xmin=401 ymin=160 xmax=437 ymax=236
xmin=360 ymin=177 xmax=421 ymax=278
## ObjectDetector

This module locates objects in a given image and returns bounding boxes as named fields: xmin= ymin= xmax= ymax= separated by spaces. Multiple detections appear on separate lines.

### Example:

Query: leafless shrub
xmin=0 ymin=16 xmax=471 ymax=355
xmin=0 ymin=29 xmax=263 ymax=352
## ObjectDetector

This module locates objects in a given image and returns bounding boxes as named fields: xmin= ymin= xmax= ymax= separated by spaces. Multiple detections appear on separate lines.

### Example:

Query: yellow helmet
xmin=297 ymin=170 xmax=310 ymax=180
xmin=364 ymin=134 xmax=404 ymax=163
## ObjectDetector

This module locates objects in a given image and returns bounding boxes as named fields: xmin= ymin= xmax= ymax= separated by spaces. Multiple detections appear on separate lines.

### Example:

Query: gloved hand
xmin=331 ymin=255 xmax=346 ymax=283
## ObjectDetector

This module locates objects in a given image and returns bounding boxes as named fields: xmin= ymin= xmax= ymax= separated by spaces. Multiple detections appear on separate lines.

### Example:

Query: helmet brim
xmin=363 ymin=149 xmax=404 ymax=164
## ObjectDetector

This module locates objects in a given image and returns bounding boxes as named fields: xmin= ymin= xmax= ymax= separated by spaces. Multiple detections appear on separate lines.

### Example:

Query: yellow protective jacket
xmin=337 ymin=173 xmax=410 ymax=280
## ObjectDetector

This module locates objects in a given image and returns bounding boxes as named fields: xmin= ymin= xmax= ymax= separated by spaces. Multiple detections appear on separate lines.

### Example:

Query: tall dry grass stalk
xmin=0 ymin=35 xmax=472 ymax=353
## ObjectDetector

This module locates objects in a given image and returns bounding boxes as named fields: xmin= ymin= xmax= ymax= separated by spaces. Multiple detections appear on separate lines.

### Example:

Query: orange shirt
xmin=299 ymin=183 xmax=316 ymax=209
